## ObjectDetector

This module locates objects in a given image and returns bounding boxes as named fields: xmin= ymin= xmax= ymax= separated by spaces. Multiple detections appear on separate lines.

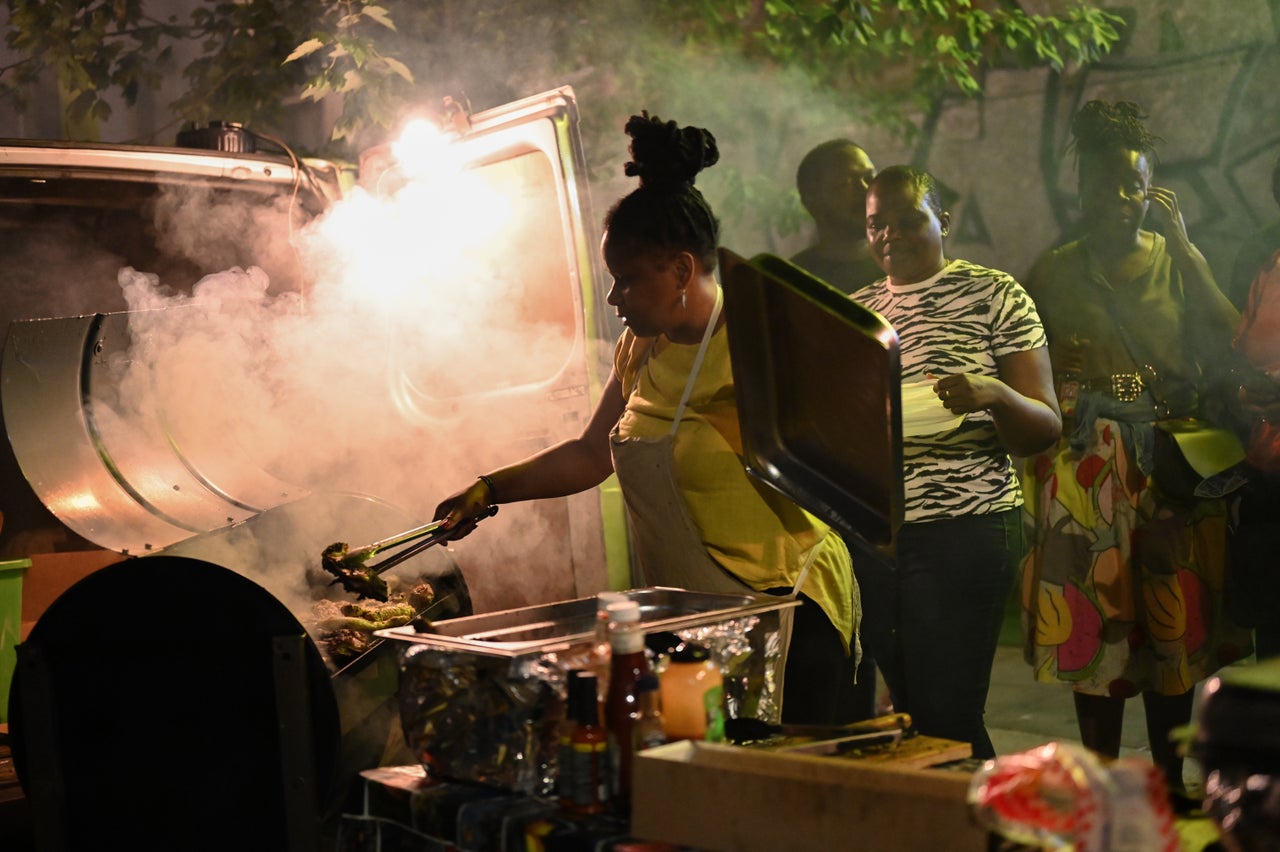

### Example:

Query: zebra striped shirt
xmin=853 ymin=259 xmax=1047 ymax=523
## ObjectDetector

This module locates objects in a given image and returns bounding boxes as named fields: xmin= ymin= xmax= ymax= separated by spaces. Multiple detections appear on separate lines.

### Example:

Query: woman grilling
xmin=432 ymin=112 xmax=861 ymax=725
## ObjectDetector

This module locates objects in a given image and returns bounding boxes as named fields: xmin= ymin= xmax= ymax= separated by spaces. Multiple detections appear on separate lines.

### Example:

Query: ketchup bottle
xmin=603 ymin=599 xmax=650 ymax=814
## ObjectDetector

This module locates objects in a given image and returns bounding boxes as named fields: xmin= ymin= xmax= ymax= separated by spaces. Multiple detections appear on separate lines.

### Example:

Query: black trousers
xmin=856 ymin=509 xmax=1023 ymax=759
xmin=767 ymin=590 xmax=862 ymax=725
xmin=1228 ymin=470 xmax=1280 ymax=660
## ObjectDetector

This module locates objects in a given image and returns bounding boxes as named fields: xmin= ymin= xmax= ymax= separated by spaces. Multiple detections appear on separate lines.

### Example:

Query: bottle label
xmin=556 ymin=734 xmax=574 ymax=800
xmin=703 ymin=684 xmax=725 ymax=743
xmin=568 ymin=739 xmax=609 ymax=810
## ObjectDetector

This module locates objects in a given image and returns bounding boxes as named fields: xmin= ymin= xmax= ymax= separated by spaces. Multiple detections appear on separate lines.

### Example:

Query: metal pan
xmin=719 ymin=248 xmax=904 ymax=551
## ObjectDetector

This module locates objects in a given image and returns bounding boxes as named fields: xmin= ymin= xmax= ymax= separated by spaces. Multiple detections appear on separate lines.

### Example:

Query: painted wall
xmin=3 ymin=2 xmax=1278 ymax=294
xmin=839 ymin=1 xmax=1280 ymax=289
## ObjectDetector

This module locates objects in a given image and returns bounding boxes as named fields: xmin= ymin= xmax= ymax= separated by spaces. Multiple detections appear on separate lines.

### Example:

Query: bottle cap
xmin=606 ymin=600 xmax=641 ymax=624
xmin=597 ymin=591 xmax=628 ymax=613
xmin=565 ymin=667 xmax=584 ymax=710
xmin=571 ymin=671 xmax=600 ymax=725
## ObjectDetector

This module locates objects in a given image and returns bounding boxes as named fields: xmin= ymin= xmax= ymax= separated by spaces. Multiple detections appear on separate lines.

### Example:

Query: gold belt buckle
xmin=1111 ymin=372 xmax=1144 ymax=402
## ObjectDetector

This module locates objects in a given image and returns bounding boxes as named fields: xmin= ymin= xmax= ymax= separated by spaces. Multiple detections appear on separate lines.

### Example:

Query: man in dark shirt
xmin=790 ymin=139 xmax=881 ymax=295
xmin=790 ymin=138 xmax=887 ymax=721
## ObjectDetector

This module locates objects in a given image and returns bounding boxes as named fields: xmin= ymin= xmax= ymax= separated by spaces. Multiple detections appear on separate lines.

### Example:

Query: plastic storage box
xmin=0 ymin=557 xmax=31 ymax=723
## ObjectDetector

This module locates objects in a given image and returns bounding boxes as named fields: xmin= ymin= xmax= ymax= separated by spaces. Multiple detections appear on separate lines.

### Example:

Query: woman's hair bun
xmin=623 ymin=111 xmax=719 ymax=189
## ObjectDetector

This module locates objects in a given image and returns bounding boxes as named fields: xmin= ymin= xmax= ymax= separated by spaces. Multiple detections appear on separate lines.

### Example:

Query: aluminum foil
xmin=395 ymin=604 xmax=787 ymax=795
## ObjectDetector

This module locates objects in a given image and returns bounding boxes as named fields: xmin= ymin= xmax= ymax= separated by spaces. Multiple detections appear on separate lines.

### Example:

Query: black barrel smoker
xmin=8 ymin=494 xmax=470 ymax=851
xmin=1 ymin=309 xmax=472 ymax=850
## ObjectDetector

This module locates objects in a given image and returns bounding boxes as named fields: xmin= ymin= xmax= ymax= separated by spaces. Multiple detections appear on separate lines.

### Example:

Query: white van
xmin=0 ymin=87 xmax=629 ymax=615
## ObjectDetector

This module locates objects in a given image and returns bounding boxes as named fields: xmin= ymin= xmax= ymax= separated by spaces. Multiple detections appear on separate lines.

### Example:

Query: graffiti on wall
xmin=920 ymin=2 xmax=1280 ymax=294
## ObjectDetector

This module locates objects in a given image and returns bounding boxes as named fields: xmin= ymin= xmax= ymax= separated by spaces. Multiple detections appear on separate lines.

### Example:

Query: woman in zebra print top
xmin=852 ymin=165 xmax=1061 ymax=759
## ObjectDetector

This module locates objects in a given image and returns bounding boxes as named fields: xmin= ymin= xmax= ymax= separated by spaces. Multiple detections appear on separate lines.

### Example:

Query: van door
xmin=356 ymin=87 xmax=630 ymax=609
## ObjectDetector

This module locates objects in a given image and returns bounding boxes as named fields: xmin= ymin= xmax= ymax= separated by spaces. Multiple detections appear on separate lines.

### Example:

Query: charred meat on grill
xmin=320 ymin=540 xmax=390 ymax=601
xmin=310 ymin=585 xmax=428 ymax=665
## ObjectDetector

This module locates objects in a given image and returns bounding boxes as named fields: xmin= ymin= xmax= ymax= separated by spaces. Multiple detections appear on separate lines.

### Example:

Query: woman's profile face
xmin=603 ymin=232 xmax=680 ymax=338
xmin=865 ymin=179 xmax=949 ymax=286
xmin=1078 ymin=146 xmax=1152 ymax=240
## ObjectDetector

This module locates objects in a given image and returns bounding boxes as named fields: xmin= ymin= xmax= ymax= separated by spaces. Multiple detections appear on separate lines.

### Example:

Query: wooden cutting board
xmin=840 ymin=733 xmax=973 ymax=769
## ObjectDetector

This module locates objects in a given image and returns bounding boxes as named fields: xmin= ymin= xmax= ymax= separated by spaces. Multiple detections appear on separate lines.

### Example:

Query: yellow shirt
xmin=614 ymin=325 xmax=858 ymax=650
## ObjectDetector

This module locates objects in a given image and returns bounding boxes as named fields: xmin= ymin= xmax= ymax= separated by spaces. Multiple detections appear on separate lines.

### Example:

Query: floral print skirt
xmin=1020 ymin=416 xmax=1252 ymax=696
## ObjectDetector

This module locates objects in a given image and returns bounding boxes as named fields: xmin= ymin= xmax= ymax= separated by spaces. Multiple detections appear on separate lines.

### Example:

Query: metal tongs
xmin=320 ymin=505 xmax=498 ymax=601
xmin=724 ymin=712 xmax=913 ymax=750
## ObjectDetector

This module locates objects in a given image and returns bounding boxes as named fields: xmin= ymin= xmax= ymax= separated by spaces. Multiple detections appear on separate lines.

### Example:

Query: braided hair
xmin=1069 ymin=99 xmax=1161 ymax=166
xmin=604 ymin=112 xmax=721 ymax=270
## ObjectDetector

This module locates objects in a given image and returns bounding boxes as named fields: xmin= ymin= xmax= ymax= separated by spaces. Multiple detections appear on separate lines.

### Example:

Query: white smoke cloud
xmin=98 ymin=130 xmax=597 ymax=547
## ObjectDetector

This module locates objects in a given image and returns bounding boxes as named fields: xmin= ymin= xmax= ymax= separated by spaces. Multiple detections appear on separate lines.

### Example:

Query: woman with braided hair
xmin=433 ymin=112 xmax=861 ymax=725
xmin=1019 ymin=99 xmax=1252 ymax=794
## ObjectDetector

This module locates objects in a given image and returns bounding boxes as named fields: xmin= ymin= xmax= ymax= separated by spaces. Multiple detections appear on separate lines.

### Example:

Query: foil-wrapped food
xmin=399 ymin=646 xmax=566 ymax=796
xmin=393 ymin=604 xmax=787 ymax=797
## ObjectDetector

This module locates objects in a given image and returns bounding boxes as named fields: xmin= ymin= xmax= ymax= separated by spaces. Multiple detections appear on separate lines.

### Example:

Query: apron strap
xmin=789 ymin=542 xmax=819 ymax=598
xmin=669 ymin=285 xmax=723 ymax=436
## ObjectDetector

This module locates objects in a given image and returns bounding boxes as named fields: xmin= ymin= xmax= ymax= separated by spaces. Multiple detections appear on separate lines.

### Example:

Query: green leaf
xmin=339 ymin=69 xmax=363 ymax=93
xmin=284 ymin=37 xmax=325 ymax=64
xmin=380 ymin=55 xmax=413 ymax=83
xmin=362 ymin=6 xmax=397 ymax=31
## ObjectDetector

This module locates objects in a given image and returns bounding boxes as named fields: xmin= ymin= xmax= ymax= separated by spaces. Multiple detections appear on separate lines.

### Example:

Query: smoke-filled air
xmin=102 ymin=117 xmax=590 ymax=540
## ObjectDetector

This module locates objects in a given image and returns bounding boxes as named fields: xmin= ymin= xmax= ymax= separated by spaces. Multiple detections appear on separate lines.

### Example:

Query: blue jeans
xmin=857 ymin=509 xmax=1022 ymax=759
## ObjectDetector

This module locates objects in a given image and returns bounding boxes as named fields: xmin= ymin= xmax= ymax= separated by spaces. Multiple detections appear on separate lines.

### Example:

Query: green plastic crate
xmin=0 ymin=557 xmax=31 ymax=724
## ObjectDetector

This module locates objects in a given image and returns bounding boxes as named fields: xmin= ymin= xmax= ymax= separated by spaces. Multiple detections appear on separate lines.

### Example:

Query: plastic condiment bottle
xmin=632 ymin=674 xmax=667 ymax=753
xmin=556 ymin=670 xmax=584 ymax=804
xmin=564 ymin=671 xmax=608 ymax=815
xmin=604 ymin=599 xmax=650 ymax=814
xmin=593 ymin=592 xmax=628 ymax=703
xmin=659 ymin=640 xmax=723 ymax=741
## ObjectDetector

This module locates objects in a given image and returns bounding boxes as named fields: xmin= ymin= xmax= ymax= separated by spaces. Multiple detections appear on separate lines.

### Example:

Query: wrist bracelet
xmin=478 ymin=474 xmax=498 ymax=504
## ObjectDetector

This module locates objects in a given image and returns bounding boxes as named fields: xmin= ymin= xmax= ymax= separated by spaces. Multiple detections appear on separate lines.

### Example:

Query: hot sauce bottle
xmin=564 ymin=671 xmax=608 ymax=815
xmin=555 ymin=670 xmax=583 ymax=805
xmin=603 ymin=599 xmax=650 ymax=815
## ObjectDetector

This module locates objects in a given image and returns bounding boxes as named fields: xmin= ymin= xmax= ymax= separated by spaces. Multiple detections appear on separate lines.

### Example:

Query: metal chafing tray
xmin=375 ymin=586 xmax=797 ymax=656
xmin=377 ymin=587 xmax=798 ymax=794
xmin=719 ymin=248 xmax=903 ymax=551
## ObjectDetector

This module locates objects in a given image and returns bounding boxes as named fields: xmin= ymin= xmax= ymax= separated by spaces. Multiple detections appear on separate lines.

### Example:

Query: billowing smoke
xmin=57 ymin=120 xmax=610 ymax=613
xmin=109 ymin=130 xmax=586 ymax=519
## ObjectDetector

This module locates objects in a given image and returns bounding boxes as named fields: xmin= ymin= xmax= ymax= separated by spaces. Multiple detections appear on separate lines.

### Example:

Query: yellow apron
xmin=609 ymin=287 xmax=815 ymax=701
